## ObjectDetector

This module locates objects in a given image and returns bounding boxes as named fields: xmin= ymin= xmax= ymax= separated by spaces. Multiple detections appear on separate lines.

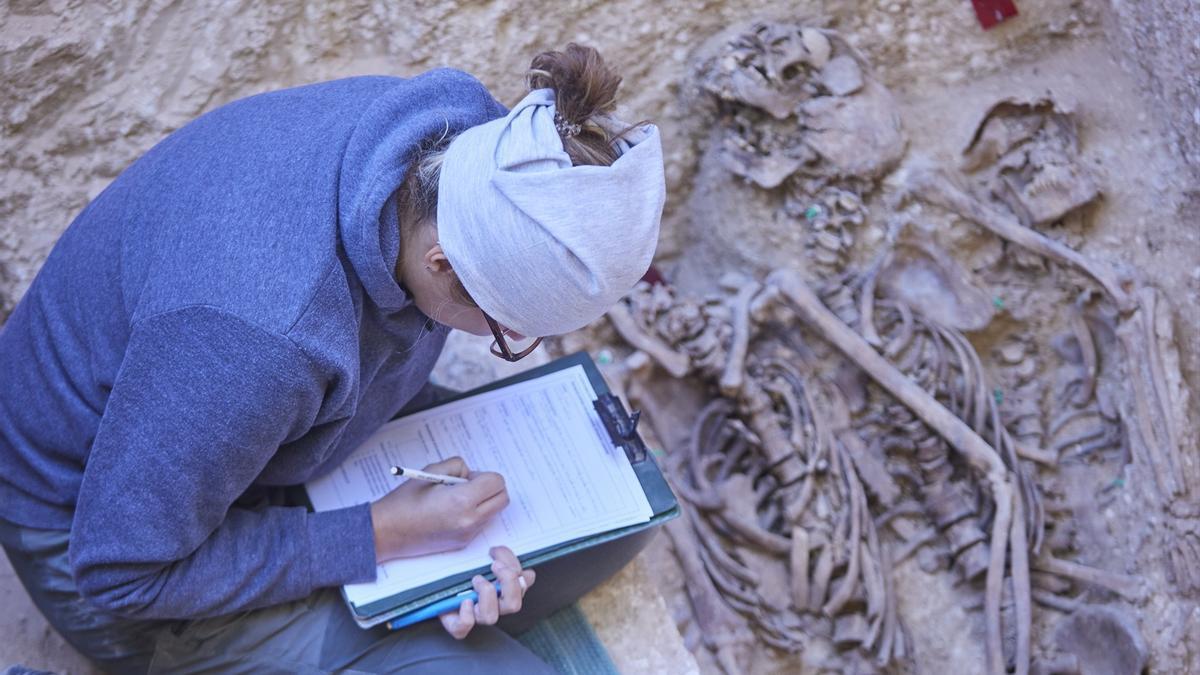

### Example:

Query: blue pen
xmin=388 ymin=581 xmax=503 ymax=630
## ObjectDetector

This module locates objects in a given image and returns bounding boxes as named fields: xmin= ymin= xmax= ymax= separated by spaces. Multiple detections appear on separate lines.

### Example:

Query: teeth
xmin=813 ymin=247 xmax=843 ymax=265
xmin=997 ymin=341 xmax=1026 ymax=364
xmin=815 ymin=230 xmax=843 ymax=250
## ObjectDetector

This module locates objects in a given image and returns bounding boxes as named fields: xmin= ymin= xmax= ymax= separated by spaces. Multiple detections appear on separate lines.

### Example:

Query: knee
xmin=379 ymin=623 xmax=556 ymax=675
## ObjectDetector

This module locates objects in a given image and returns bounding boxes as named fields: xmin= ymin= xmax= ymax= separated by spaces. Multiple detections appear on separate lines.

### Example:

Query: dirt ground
xmin=3 ymin=1 xmax=1199 ymax=673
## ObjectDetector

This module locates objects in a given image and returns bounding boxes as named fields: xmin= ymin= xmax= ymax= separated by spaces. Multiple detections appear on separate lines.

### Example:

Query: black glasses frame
xmin=483 ymin=313 xmax=543 ymax=362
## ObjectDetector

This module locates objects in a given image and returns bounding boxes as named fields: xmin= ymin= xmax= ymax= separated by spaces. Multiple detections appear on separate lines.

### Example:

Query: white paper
xmin=306 ymin=364 xmax=653 ymax=608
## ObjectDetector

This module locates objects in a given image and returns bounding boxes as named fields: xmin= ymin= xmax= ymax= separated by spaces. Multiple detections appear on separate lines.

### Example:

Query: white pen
xmin=389 ymin=465 xmax=468 ymax=485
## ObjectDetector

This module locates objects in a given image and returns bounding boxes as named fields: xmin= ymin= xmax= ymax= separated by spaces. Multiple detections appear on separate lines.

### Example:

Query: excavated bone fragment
xmin=904 ymin=165 xmax=1133 ymax=310
xmin=718 ymin=278 xmax=761 ymax=397
xmin=820 ymin=55 xmax=864 ymax=96
xmin=800 ymin=27 xmax=831 ymax=68
xmin=833 ymin=613 xmax=870 ymax=648
xmin=707 ymin=22 xmax=813 ymax=119
xmin=765 ymin=268 xmax=1025 ymax=675
xmin=799 ymin=79 xmax=906 ymax=181
xmin=703 ymin=21 xmax=905 ymax=188
xmin=1033 ymin=554 xmax=1142 ymax=601
xmin=789 ymin=526 xmax=811 ymax=609
xmin=1054 ymin=606 xmax=1147 ymax=675
xmin=722 ymin=134 xmax=812 ymax=188
xmin=960 ymin=96 xmax=1099 ymax=227
xmin=665 ymin=515 xmax=752 ymax=674
xmin=1168 ymin=532 xmax=1200 ymax=592
xmin=876 ymin=237 xmax=995 ymax=332
xmin=727 ymin=67 xmax=798 ymax=120
xmin=606 ymin=303 xmax=691 ymax=377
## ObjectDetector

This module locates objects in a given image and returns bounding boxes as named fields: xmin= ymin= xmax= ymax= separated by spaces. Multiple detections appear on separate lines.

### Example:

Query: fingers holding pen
xmin=490 ymin=553 xmax=522 ymax=614
xmin=490 ymin=546 xmax=534 ymax=615
xmin=424 ymin=456 xmax=470 ymax=478
xmin=465 ymin=471 xmax=505 ymax=498
xmin=440 ymin=597 xmax=475 ymax=640
xmin=475 ymin=489 xmax=510 ymax=519
xmin=458 ymin=471 xmax=508 ymax=516
xmin=471 ymin=574 xmax=501 ymax=625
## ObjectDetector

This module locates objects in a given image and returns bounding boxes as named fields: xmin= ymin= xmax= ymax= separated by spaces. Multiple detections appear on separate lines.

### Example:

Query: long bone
xmin=669 ymin=453 xmax=723 ymax=511
xmin=1118 ymin=304 xmax=1182 ymax=499
xmin=693 ymin=511 xmax=761 ymax=588
xmin=1030 ymin=589 xmax=1083 ymax=614
xmin=719 ymin=278 xmax=763 ymax=397
xmin=789 ymin=526 xmax=811 ymax=610
xmin=876 ymin=541 xmax=900 ymax=665
xmin=1068 ymin=308 xmax=1098 ymax=406
xmin=1121 ymin=286 xmax=1189 ymax=500
xmin=1032 ymin=553 xmax=1143 ymax=601
xmin=669 ymin=401 xmax=731 ymax=510
xmin=986 ymin=491 xmax=1015 ymax=675
xmin=860 ymin=541 xmax=884 ymax=650
xmin=1009 ymin=488 xmax=1032 ymax=675
xmin=1138 ymin=287 xmax=1185 ymax=491
xmin=809 ymin=543 xmax=835 ymax=611
xmin=823 ymin=439 xmax=864 ymax=616
xmin=712 ymin=510 xmax=792 ymax=555
xmin=665 ymin=514 xmax=752 ymax=674
xmin=697 ymin=542 xmax=759 ymax=607
xmin=861 ymin=523 xmax=887 ymax=625
xmin=762 ymin=375 xmax=806 ymax=448
xmin=904 ymin=166 xmax=1133 ymax=311
xmin=766 ymin=268 xmax=1024 ymax=675
xmin=606 ymin=303 xmax=692 ymax=377
xmin=741 ymin=379 xmax=808 ymax=486
xmin=824 ymin=383 xmax=892 ymax=625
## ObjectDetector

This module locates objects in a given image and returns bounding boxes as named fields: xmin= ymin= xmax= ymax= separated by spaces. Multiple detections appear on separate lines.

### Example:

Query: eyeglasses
xmin=483 ymin=311 xmax=543 ymax=362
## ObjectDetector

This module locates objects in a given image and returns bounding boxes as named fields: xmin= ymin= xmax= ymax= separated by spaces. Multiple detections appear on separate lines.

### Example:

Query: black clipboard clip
xmin=593 ymin=393 xmax=648 ymax=464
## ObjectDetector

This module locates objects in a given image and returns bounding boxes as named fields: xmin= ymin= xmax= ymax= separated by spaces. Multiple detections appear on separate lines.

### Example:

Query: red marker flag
xmin=972 ymin=0 xmax=1018 ymax=30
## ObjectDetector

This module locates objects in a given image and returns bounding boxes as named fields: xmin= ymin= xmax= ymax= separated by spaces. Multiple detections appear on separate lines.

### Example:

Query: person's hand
xmin=439 ymin=546 xmax=536 ymax=640
xmin=369 ymin=456 xmax=508 ymax=563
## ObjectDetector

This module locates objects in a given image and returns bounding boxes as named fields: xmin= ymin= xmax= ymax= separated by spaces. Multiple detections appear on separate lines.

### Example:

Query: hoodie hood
xmin=337 ymin=68 xmax=507 ymax=312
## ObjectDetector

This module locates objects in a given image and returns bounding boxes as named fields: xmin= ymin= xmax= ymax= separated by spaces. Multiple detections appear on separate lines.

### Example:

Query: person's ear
xmin=422 ymin=243 xmax=453 ymax=274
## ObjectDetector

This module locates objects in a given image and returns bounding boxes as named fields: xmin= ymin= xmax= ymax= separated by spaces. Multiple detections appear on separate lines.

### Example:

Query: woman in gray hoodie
xmin=0 ymin=43 xmax=664 ymax=673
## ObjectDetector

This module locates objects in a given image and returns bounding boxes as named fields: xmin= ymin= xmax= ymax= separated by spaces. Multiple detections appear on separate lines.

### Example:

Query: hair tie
xmin=553 ymin=111 xmax=582 ymax=139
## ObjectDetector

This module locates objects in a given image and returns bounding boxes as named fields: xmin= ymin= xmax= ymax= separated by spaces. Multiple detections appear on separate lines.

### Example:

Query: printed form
xmin=306 ymin=364 xmax=653 ymax=608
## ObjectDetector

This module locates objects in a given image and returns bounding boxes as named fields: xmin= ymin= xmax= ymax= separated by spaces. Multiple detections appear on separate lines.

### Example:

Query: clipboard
xmin=320 ymin=351 xmax=680 ymax=630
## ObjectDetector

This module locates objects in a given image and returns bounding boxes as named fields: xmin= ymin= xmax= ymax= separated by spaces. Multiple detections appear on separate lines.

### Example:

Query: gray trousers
xmin=0 ymin=517 xmax=561 ymax=674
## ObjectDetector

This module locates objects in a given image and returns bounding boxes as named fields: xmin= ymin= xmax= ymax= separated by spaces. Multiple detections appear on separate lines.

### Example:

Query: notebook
xmin=304 ymin=351 xmax=679 ymax=628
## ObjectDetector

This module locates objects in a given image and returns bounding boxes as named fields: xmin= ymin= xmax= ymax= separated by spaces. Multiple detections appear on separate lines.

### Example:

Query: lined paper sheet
xmin=306 ymin=364 xmax=653 ymax=608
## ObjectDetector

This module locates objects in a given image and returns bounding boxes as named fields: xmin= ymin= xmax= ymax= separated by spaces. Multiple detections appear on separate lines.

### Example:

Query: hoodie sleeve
xmin=68 ymin=306 xmax=377 ymax=619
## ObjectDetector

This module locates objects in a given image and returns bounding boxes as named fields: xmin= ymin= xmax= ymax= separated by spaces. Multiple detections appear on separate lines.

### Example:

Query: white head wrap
xmin=436 ymin=88 xmax=666 ymax=337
